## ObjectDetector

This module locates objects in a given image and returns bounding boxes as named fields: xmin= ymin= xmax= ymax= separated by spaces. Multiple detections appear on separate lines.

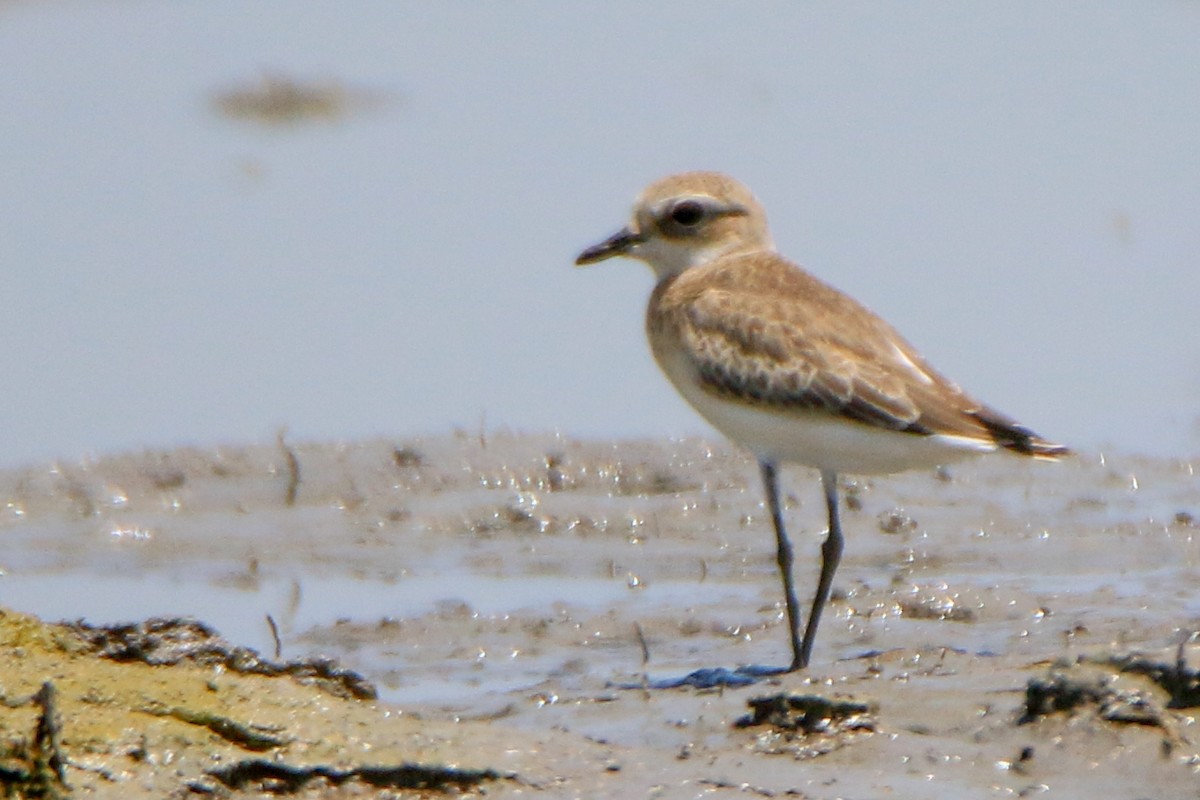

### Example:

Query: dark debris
xmin=1099 ymin=651 xmax=1200 ymax=709
xmin=1019 ymin=670 xmax=1112 ymax=724
xmin=736 ymin=693 xmax=878 ymax=735
xmin=392 ymin=446 xmax=424 ymax=468
xmin=735 ymin=692 xmax=878 ymax=759
xmin=64 ymin=617 xmax=377 ymax=700
xmin=1018 ymin=663 xmax=1179 ymax=743
xmin=204 ymin=758 xmax=501 ymax=794
xmin=897 ymin=595 xmax=976 ymax=622
xmin=142 ymin=703 xmax=290 ymax=752
xmin=877 ymin=509 xmax=918 ymax=534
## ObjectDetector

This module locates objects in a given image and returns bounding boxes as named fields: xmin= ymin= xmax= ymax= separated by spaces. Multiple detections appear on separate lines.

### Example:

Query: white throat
xmin=637 ymin=236 xmax=775 ymax=280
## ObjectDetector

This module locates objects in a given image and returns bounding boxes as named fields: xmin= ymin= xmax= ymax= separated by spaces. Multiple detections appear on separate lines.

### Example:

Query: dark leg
xmin=759 ymin=459 xmax=805 ymax=671
xmin=626 ymin=464 xmax=845 ymax=689
xmin=797 ymin=469 xmax=844 ymax=669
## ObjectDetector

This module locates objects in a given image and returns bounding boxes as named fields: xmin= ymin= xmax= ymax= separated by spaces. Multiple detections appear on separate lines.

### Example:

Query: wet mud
xmin=1 ymin=433 xmax=1199 ymax=797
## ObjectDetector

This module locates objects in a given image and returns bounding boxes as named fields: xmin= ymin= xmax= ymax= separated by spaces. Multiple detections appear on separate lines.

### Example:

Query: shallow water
xmin=3 ymin=435 xmax=1196 ymax=697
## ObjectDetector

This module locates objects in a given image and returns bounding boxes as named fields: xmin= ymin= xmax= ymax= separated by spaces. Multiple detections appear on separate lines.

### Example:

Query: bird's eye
xmin=668 ymin=200 xmax=706 ymax=227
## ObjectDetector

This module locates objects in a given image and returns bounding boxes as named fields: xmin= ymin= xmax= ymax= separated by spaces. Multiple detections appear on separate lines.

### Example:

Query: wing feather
xmin=657 ymin=255 xmax=988 ymax=440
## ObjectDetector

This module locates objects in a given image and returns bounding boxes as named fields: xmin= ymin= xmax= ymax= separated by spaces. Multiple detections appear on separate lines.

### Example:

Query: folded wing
xmin=660 ymin=256 xmax=1068 ymax=459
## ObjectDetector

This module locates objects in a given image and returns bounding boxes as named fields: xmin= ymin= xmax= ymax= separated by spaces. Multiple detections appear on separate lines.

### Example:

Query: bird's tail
xmin=969 ymin=407 xmax=1071 ymax=460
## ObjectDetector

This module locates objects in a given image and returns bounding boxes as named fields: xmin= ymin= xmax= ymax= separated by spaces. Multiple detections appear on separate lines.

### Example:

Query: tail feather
xmin=969 ymin=407 xmax=1070 ymax=460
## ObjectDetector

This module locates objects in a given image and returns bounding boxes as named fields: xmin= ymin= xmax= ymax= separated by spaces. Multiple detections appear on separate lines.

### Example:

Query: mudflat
xmin=1 ymin=433 xmax=1197 ymax=797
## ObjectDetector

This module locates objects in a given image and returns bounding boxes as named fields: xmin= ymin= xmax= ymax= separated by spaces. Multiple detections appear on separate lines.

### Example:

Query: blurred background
xmin=2 ymin=2 xmax=1198 ymax=469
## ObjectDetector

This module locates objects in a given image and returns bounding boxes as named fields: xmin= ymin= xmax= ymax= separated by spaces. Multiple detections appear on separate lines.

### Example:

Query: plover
xmin=576 ymin=171 xmax=1068 ymax=672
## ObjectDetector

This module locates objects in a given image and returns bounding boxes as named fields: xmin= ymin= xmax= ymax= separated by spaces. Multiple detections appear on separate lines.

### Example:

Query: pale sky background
xmin=2 ymin=2 xmax=1199 ymax=469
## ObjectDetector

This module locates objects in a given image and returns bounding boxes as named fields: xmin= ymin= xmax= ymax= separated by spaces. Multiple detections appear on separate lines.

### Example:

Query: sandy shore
xmin=1 ymin=433 xmax=1198 ymax=797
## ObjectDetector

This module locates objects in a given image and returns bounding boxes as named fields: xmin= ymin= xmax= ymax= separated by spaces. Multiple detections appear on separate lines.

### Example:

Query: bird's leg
xmin=797 ymin=469 xmax=844 ymax=669
xmin=759 ymin=459 xmax=804 ymax=671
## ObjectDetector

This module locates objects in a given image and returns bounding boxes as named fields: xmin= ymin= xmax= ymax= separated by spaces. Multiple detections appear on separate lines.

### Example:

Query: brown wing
xmin=657 ymin=254 xmax=1003 ymax=443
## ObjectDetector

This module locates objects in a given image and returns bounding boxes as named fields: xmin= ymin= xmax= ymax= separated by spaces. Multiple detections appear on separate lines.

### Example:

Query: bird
xmin=575 ymin=171 xmax=1069 ymax=673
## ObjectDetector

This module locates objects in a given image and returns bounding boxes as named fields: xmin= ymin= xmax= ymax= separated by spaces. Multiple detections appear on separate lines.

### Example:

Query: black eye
xmin=668 ymin=200 xmax=706 ymax=227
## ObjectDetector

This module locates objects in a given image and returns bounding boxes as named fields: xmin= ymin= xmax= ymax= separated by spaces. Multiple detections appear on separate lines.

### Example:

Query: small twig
xmin=33 ymin=681 xmax=68 ymax=790
xmin=633 ymin=622 xmax=651 ymax=665
xmin=266 ymin=615 xmax=282 ymax=660
xmin=277 ymin=428 xmax=301 ymax=506
xmin=632 ymin=622 xmax=652 ymax=697
xmin=142 ymin=702 xmax=289 ymax=751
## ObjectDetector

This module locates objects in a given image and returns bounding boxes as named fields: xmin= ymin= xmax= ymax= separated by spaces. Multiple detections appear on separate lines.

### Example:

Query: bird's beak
xmin=575 ymin=227 xmax=647 ymax=266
